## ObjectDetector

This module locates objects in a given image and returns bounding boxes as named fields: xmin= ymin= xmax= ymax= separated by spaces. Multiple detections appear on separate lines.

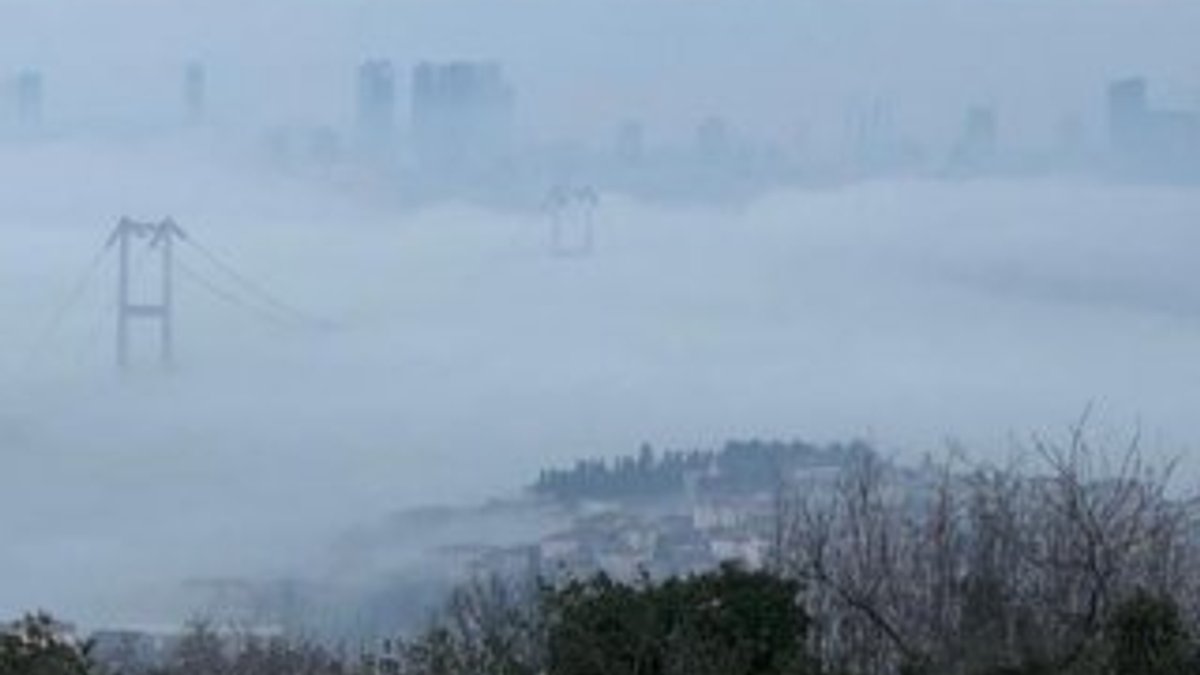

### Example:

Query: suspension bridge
xmin=27 ymin=216 xmax=329 ymax=373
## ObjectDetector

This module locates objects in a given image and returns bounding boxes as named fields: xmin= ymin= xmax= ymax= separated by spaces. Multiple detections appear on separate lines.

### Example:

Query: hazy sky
xmin=3 ymin=0 xmax=1200 ymax=629
xmin=1 ymin=1 xmax=1199 ymax=146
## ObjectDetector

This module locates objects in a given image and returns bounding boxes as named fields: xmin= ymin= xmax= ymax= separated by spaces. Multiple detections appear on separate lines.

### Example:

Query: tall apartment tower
xmin=1108 ymin=77 xmax=1148 ymax=153
xmin=15 ymin=69 xmax=43 ymax=129
xmin=695 ymin=116 xmax=732 ymax=164
xmin=357 ymin=59 xmax=397 ymax=147
xmin=411 ymin=61 xmax=514 ymax=173
xmin=615 ymin=120 xmax=645 ymax=166
xmin=184 ymin=62 xmax=207 ymax=124
xmin=948 ymin=105 xmax=998 ymax=172
xmin=963 ymin=106 xmax=998 ymax=156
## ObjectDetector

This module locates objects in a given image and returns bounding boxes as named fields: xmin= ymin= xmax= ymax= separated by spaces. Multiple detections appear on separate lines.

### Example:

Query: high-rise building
xmin=949 ymin=105 xmax=998 ymax=172
xmin=15 ymin=69 xmax=43 ymax=128
xmin=357 ymin=59 xmax=397 ymax=146
xmin=963 ymin=106 xmax=997 ymax=154
xmin=695 ymin=116 xmax=732 ymax=166
xmin=615 ymin=120 xmax=645 ymax=166
xmin=1105 ymin=77 xmax=1200 ymax=176
xmin=1108 ymin=77 xmax=1148 ymax=152
xmin=411 ymin=61 xmax=514 ymax=173
xmin=184 ymin=62 xmax=206 ymax=124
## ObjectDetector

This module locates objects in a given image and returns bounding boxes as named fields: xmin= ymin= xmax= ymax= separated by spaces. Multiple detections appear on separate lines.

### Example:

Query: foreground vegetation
xmin=7 ymin=421 xmax=1200 ymax=675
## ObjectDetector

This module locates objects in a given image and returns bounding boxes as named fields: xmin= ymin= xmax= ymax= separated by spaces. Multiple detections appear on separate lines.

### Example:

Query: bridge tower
xmin=106 ymin=217 xmax=186 ymax=370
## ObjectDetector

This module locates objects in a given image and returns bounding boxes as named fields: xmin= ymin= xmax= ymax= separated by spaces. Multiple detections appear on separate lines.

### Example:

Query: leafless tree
xmin=775 ymin=415 xmax=1200 ymax=675
xmin=396 ymin=574 xmax=544 ymax=675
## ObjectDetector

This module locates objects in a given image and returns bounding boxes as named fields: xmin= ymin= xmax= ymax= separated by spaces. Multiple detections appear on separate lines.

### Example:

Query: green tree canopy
xmin=0 ymin=613 xmax=93 ymax=675
xmin=1104 ymin=591 xmax=1197 ymax=675
xmin=544 ymin=562 xmax=817 ymax=675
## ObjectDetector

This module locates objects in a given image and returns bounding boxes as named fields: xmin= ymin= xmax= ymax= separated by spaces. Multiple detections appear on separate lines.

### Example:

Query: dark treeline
xmin=0 ymin=614 xmax=348 ymax=675
xmin=7 ymin=425 xmax=1200 ymax=675
xmin=7 ymin=565 xmax=1195 ymax=675
xmin=531 ymin=439 xmax=863 ymax=502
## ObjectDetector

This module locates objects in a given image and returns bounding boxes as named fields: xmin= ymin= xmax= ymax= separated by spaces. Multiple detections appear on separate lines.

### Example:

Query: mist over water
xmin=2 ymin=0 xmax=1200 ymax=631
xmin=7 ymin=158 xmax=1200 ymax=625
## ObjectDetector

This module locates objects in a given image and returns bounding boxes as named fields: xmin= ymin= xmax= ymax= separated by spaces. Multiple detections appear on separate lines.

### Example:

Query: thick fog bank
xmin=2 ymin=141 xmax=1200 ymax=625
xmin=3 ymin=0 xmax=1200 ymax=632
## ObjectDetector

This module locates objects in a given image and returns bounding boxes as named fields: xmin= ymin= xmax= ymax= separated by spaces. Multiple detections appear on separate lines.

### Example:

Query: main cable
xmin=180 ymin=236 xmax=330 ymax=330
xmin=175 ymin=256 xmax=303 ymax=330
xmin=21 ymin=239 xmax=113 ymax=373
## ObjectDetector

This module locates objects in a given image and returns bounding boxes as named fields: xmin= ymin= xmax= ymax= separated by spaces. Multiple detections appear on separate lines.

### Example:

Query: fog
xmin=2 ymin=0 xmax=1200 ymax=632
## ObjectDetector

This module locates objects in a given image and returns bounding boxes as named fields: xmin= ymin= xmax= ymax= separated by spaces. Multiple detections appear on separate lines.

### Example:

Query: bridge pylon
xmin=106 ymin=217 xmax=186 ymax=371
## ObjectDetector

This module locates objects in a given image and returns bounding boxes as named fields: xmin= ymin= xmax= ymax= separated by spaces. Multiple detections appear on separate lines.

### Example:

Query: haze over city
xmin=3 ymin=0 xmax=1200 ymax=655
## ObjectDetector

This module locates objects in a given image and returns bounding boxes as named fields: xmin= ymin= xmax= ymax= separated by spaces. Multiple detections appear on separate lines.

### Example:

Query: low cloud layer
xmin=2 ymin=0 xmax=1200 ymax=632
xmin=3 ymin=140 xmax=1200 ymax=625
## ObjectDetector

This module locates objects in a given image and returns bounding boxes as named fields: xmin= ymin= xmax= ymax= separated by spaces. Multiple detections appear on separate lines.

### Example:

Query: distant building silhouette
xmin=357 ymin=59 xmax=397 ymax=151
xmin=15 ymin=69 xmax=43 ymax=130
xmin=183 ymin=62 xmax=206 ymax=124
xmin=847 ymin=97 xmax=894 ymax=170
xmin=1107 ymin=77 xmax=1200 ymax=177
xmin=614 ymin=120 xmax=645 ymax=166
xmin=411 ymin=60 xmax=514 ymax=174
xmin=965 ymin=106 xmax=997 ymax=151
xmin=1107 ymin=77 xmax=1147 ymax=153
xmin=840 ymin=97 xmax=921 ymax=175
xmin=950 ymin=105 xmax=998 ymax=173
xmin=695 ymin=116 xmax=732 ymax=164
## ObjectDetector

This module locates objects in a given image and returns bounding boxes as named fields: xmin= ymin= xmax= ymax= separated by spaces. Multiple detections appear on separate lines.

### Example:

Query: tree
xmin=396 ymin=564 xmax=818 ymax=675
xmin=775 ymin=415 xmax=1200 ymax=675
xmin=153 ymin=620 xmax=347 ymax=675
xmin=544 ymin=562 xmax=817 ymax=675
xmin=167 ymin=619 xmax=228 ymax=675
xmin=397 ymin=575 xmax=544 ymax=675
xmin=0 ymin=612 xmax=93 ymax=675
xmin=1104 ymin=591 xmax=1196 ymax=675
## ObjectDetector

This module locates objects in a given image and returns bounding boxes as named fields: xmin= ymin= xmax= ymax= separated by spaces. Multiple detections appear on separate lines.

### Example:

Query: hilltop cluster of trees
xmin=532 ymin=443 xmax=709 ymax=501
xmin=531 ymin=439 xmax=859 ymax=502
